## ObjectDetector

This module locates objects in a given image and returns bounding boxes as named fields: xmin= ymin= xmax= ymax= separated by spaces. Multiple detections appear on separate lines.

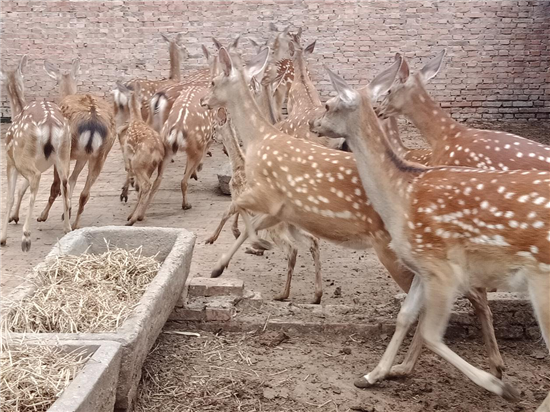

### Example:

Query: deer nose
xmin=308 ymin=119 xmax=315 ymax=130
xmin=199 ymin=97 xmax=208 ymax=108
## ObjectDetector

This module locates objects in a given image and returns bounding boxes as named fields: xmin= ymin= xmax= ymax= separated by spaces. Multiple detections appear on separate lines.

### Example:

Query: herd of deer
xmin=1 ymin=23 xmax=549 ymax=410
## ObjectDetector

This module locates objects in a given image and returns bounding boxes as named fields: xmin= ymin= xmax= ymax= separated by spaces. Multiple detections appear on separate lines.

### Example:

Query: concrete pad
xmin=188 ymin=277 xmax=244 ymax=298
xmin=4 ymin=338 xmax=122 ymax=412
xmin=217 ymin=163 xmax=232 ymax=195
xmin=2 ymin=226 xmax=196 ymax=412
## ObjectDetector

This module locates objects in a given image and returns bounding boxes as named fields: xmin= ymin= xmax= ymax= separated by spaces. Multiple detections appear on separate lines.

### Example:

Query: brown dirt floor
xmin=134 ymin=329 xmax=549 ymax=412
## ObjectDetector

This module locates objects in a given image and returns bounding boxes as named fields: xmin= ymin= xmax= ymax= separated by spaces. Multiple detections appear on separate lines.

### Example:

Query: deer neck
xmin=289 ymin=53 xmax=321 ymax=110
xmin=223 ymin=75 xmax=279 ymax=151
xmin=220 ymin=119 xmax=246 ymax=172
xmin=256 ymin=84 xmax=278 ymax=124
xmin=346 ymin=92 xmax=422 ymax=237
xmin=169 ymin=43 xmax=181 ymax=82
xmin=383 ymin=116 xmax=407 ymax=155
xmin=60 ymin=80 xmax=77 ymax=99
xmin=6 ymin=80 xmax=26 ymax=116
xmin=399 ymin=76 xmax=466 ymax=149
xmin=129 ymin=94 xmax=143 ymax=121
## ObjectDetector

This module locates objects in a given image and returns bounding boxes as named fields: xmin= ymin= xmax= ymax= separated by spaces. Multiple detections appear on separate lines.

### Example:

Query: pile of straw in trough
xmin=3 ymin=246 xmax=160 ymax=334
xmin=0 ymin=343 xmax=91 ymax=412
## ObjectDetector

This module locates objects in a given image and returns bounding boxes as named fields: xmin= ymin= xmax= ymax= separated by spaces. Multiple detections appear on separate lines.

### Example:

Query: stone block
xmin=188 ymin=277 xmax=244 ymax=298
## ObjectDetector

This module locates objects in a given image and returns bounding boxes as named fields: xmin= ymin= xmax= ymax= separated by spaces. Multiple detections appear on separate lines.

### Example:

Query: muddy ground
xmin=134 ymin=329 xmax=549 ymax=412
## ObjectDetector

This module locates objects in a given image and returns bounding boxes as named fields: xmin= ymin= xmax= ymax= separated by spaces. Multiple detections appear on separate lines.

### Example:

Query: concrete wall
xmin=1 ymin=0 xmax=549 ymax=121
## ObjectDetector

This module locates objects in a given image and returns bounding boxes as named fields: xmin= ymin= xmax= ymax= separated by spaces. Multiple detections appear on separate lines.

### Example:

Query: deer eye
xmin=211 ymin=81 xmax=215 ymax=87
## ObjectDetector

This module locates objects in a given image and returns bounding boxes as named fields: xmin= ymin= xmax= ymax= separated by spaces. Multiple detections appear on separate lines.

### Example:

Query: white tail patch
xmin=167 ymin=129 xmax=187 ymax=151
xmin=79 ymin=130 xmax=91 ymax=149
xmin=78 ymin=130 xmax=103 ymax=153
xmin=113 ymin=89 xmax=128 ymax=107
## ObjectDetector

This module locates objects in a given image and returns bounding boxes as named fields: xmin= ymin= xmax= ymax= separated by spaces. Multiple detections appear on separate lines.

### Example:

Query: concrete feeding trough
xmin=1 ymin=226 xmax=196 ymax=412
xmin=217 ymin=162 xmax=232 ymax=195
xmin=3 ymin=339 xmax=122 ymax=412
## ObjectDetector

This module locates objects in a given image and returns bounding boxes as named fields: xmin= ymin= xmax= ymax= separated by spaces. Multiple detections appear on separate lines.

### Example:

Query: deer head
xmin=310 ymin=56 xmax=403 ymax=140
xmin=200 ymin=47 xmax=270 ymax=110
xmin=44 ymin=58 xmax=80 ymax=98
xmin=378 ymin=50 xmax=446 ymax=118
xmin=270 ymin=23 xmax=294 ymax=60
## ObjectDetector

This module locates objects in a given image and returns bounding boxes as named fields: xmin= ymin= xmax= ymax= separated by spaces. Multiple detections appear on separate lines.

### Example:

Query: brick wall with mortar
xmin=1 ymin=0 xmax=549 ymax=122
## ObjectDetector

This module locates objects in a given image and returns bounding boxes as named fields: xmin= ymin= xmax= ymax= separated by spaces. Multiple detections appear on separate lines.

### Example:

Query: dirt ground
xmin=134 ymin=329 xmax=549 ymax=412
xmin=1 ymin=121 xmax=549 ymax=306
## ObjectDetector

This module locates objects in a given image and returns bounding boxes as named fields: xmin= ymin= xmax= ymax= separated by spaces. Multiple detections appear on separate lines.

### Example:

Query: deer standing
xmin=206 ymin=115 xmax=322 ymax=302
xmin=40 ymin=59 xmax=115 ymax=229
xmin=310 ymin=63 xmax=549 ymax=410
xmin=1 ymin=56 xmax=71 ymax=251
xmin=199 ymin=47 xmax=505 ymax=379
xmin=112 ymin=82 xmax=165 ymax=225
xmin=126 ymin=33 xmax=187 ymax=121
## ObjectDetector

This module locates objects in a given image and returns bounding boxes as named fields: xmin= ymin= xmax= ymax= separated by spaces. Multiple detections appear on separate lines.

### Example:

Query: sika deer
xmin=41 ymin=59 xmax=115 ymax=229
xmin=112 ymin=82 xmax=165 ymax=225
xmin=200 ymin=48 xmax=505 ymax=378
xmin=126 ymin=33 xmax=187 ymax=121
xmin=206 ymin=115 xmax=322 ymax=303
xmin=1 ymin=56 xmax=71 ymax=251
xmin=379 ymin=50 xmax=550 ymax=170
xmin=311 ymin=65 xmax=549 ymax=410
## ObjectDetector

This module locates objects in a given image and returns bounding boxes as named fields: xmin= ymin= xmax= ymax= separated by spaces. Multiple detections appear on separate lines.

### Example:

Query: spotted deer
xmin=112 ymin=82 xmax=165 ymax=225
xmin=379 ymin=50 xmax=550 ymax=170
xmin=1 ymin=56 xmax=71 ymax=251
xmin=206 ymin=115 xmax=322 ymax=303
xmin=311 ymin=64 xmax=549 ymax=410
xmin=126 ymin=33 xmax=187 ymax=121
xmin=200 ymin=47 xmax=505 ymax=378
xmin=41 ymin=58 xmax=116 ymax=229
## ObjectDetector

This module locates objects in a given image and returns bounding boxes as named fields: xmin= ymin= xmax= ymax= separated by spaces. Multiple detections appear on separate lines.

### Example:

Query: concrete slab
xmin=3 ymin=339 xmax=122 ymax=412
xmin=187 ymin=276 xmax=244 ymax=298
xmin=2 ymin=226 xmax=196 ymax=412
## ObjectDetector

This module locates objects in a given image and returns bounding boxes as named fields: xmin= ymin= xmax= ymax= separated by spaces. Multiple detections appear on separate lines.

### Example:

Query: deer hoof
xmin=205 ymin=238 xmax=215 ymax=245
xmin=311 ymin=295 xmax=322 ymax=305
xmin=182 ymin=204 xmax=192 ymax=210
xmin=211 ymin=266 xmax=225 ymax=278
xmin=125 ymin=221 xmax=135 ymax=227
xmin=232 ymin=229 xmax=241 ymax=239
xmin=9 ymin=216 xmax=19 ymax=224
xmin=37 ymin=216 xmax=46 ymax=222
xmin=170 ymin=159 xmax=175 ymax=163
xmin=206 ymin=151 xmax=212 ymax=157
xmin=21 ymin=238 xmax=31 ymax=252
xmin=388 ymin=363 xmax=413 ymax=378
xmin=501 ymin=383 xmax=520 ymax=403
xmin=0 ymin=239 xmax=6 ymax=247
xmin=252 ymin=239 xmax=272 ymax=251
xmin=244 ymin=247 xmax=264 ymax=256
xmin=120 ymin=194 xmax=128 ymax=203
xmin=354 ymin=376 xmax=376 ymax=389
xmin=273 ymin=294 xmax=288 ymax=302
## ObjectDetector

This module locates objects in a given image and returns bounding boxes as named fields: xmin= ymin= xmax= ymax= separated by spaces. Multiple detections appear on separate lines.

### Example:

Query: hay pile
xmin=4 ymin=246 xmax=160 ymax=334
xmin=0 ymin=343 xmax=91 ymax=412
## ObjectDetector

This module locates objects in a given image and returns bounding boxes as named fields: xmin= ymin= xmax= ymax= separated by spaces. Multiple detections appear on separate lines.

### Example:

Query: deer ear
xmin=283 ymin=25 xmax=291 ymax=35
xmin=325 ymin=66 xmax=357 ymax=106
xmin=288 ymin=41 xmax=295 ymax=56
xmin=367 ymin=54 xmax=403 ymax=101
xmin=230 ymin=35 xmax=241 ymax=50
xmin=116 ymin=81 xmax=130 ymax=94
xmin=219 ymin=47 xmax=234 ymax=77
xmin=212 ymin=37 xmax=223 ymax=51
xmin=295 ymin=27 xmax=303 ymax=42
xmin=419 ymin=49 xmax=446 ymax=82
xmin=71 ymin=58 xmax=80 ymax=79
xmin=161 ymin=33 xmax=171 ymax=43
xmin=398 ymin=57 xmax=410 ymax=83
xmin=201 ymin=45 xmax=210 ymax=61
xmin=249 ymin=38 xmax=259 ymax=48
xmin=245 ymin=47 xmax=270 ymax=81
xmin=43 ymin=61 xmax=59 ymax=80
xmin=132 ymin=82 xmax=141 ymax=99
xmin=305 ymin=40 xmax=316 ymax=55
xmin=18 ymin=55 xmax=28 ymax=77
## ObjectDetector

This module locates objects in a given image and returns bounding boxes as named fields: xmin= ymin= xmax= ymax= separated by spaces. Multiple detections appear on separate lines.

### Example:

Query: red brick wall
xmin=1 ymin=0 xmax=549 ymax=121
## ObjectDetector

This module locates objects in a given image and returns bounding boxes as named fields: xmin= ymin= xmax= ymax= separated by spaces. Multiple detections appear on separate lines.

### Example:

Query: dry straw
xmin=0 ymin=343 xmax=91 ymax=412
xmin=3 ymin=245 xmax=160 ymax=334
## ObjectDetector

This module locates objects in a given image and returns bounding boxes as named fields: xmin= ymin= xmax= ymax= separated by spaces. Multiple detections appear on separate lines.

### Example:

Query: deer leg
xmin=288 ymin=225 xmax=323 ymax=304
xmin=127 ymin=169 xmax=151 ymax=226
xmin=373 ymin=237 xmax=415 ymax=293
xmin=55 ymin=157 xmax=72 ymax=234
xmin=20 ymin=169 xmax=41 ymax=252
xmin=1 ymin=163 xmax=18 ymax=246
xmin=355 ymin=275 xmax=424 ymax=388
xmin=180 ymin=151 xmax=202 ymax=210
xmin=212 ymin=214 xmax=280 ymax=278
xmin=37 ymin=168 xmax=60 ymax=222
xmin=205 ymin=203 xmax=238 ymax=244
xmin=231 ymin=214 xmax=241 ymax=239
xmin=120 ymin=171 xmax=132 ymax=203
xmin=419 ymin=274 xmax=519 ymax=402
xmin=60 ymin=157 xmax=87 ymax=221
xmin=238 ymin=209 xmax=272 ymax=251
xmin=466 ymin=288 xmax=505 ymax=379
xmin=10 ymin=179 xmax=29 ymax=224
xmin=135 ymin=159 xmax=166 ymax=222
xmin=387 ymin=313 xmax=424 ymax=378
xmin=72 ymin=156 xmax=104 ymax=229
xmin=274 ymin=246 xmax=297 ymax=302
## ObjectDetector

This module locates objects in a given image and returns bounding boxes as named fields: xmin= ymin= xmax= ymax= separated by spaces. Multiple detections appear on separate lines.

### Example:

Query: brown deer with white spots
xmin=311 ymin=64 xmax=549 ymax=409
xmin=379 ymin=50 xmax=550 ymax=170
xmin=40 ymin=59 xmax=116 ymax=229
xmin=1 ymin=56 xmax=71 ymax=251
xmin=112 ymin=82 xmax=165 ymax=225
xmin=206 ymin=115 xmax=322 ymax=303
xmin=126 ymin=33 xmax=187 ymax=122
xmin=199 ymin=48 xmax=506 ymax=379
